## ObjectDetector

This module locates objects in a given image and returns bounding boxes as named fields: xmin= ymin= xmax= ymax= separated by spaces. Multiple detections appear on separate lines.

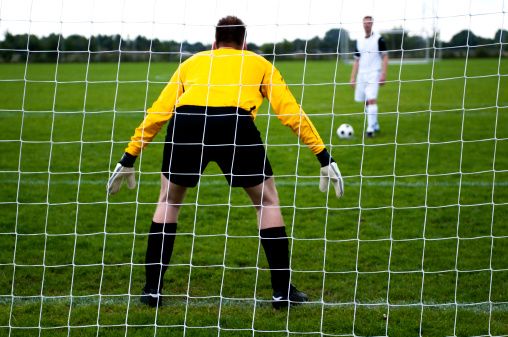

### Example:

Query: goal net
xmin=1 ymin=0 xmax=507 ymax=336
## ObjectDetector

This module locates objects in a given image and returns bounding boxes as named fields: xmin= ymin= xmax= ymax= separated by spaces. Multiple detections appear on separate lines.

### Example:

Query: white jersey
xmin=354 ymin=32 xmax=387 ymax=74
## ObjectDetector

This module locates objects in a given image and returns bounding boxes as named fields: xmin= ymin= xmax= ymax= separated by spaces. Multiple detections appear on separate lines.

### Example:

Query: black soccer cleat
xmin=272 ymin=284 xmax=308 ymax=309
xmin=366 ymin=131 xmax=374 ymax=138
xmin=140 ymin=288 xmax=162 ymax=307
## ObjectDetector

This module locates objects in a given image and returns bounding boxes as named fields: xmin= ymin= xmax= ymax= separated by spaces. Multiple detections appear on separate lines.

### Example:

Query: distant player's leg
xmin=142 ymin=175 xmax=187 ymax=307
xmin=244 ymin=178 xmax=308 ymax=309
xmin=365 ymin=99 xmax=378 ymax=137
xmin=365 ymin=72 xmax=381 ymax=136
xmin=355 ymin=73 xmax=373 ymax=137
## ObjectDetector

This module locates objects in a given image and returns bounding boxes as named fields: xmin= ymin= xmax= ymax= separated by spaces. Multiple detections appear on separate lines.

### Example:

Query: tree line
xmin=0 ymin=28 xmax=506 ymax=63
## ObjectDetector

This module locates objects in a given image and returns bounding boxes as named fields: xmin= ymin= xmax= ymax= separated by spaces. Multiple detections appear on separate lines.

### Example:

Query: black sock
xmin=144 ymin=221 xmax=177 ymax=292
xmin=260 ymin=227 xmax=290 ymax=294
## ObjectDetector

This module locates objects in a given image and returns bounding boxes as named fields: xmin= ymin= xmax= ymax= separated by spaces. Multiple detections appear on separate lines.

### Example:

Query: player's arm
xmin=261 ymin=65 xmax=344 ymax=198
xmin=378 ymin=36 xmax=388 ymax=85
xmin=107 ymin=67 xmax=184 ymax=195
xmin=350 ymin=46 xmax=360 ymax=87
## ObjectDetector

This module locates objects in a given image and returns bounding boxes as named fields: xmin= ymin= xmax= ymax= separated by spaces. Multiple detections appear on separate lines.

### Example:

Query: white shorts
xmin=354 ymin=71 xmax=381 ymax=103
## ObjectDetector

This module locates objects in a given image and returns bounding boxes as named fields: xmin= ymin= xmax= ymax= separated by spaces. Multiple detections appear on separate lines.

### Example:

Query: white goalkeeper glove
xmin=107 ymin=153 xmax=137 ymax=195
xmin=316 ymin=149 xmax=344 ymax=198
xmin=319 ymin=162 xmax=344 ymax=198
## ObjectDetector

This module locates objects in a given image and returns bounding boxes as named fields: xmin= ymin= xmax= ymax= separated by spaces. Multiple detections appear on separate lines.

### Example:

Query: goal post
xmin=0 ymin=1 xmax=507 ymax=337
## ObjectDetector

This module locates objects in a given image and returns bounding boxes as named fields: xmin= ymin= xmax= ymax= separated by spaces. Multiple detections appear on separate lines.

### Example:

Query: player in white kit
xmin=350 ymin=16 xmax=389 ymax=137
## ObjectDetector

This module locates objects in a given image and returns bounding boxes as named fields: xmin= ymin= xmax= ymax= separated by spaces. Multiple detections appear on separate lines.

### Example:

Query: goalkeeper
xmin=107 ymin=16 xmax=344 ymax=309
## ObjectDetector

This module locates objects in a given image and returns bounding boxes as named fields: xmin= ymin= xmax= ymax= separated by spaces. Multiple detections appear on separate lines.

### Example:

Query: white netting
xmin=0 ymin=0 xmax=507 ymax=336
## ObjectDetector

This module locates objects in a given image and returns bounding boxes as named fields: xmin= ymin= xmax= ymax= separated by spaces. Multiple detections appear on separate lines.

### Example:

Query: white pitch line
xmin=1 ymin=178 xmax=507 ymax=187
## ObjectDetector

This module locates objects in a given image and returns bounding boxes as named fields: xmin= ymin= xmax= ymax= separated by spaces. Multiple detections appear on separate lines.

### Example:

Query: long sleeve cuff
xmin=316 ymin=149 xmax=335 ymax=167
xmin=119 ymin=152 xmax=137 ymax=168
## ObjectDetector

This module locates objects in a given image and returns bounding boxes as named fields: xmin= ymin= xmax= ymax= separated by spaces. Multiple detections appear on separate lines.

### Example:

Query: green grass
xmin=1 ymin=58 xmax=508 ymax=337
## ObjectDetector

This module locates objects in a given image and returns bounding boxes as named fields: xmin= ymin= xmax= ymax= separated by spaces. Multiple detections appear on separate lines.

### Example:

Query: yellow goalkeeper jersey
xmin=125 ymin=48 xmax=325 ymax=156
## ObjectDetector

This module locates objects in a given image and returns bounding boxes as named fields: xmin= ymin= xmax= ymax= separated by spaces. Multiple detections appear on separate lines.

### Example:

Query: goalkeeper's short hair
xmin=215 ymin=16 xmax=246 ymax=46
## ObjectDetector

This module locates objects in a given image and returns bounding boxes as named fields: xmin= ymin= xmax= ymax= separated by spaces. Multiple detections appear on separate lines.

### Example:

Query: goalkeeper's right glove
xmin=107 ymin=152 xmax=137 ymax=195
xmin=316 ymin=149 xmax=344 ymax=198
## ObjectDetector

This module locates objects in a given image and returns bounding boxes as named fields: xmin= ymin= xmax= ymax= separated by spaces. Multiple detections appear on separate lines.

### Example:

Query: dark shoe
xmin=140 ymin=288 xmax=161 ymax=307
xmin=366 ymin=131 xmax=374 ymax=138
xmin=272 ymin=284 xmax=308 ymax=309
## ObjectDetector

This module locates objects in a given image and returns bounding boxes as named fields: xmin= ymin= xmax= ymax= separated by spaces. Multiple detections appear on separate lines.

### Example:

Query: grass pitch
xmin=0 ymin=58 xmax=507 ymax=337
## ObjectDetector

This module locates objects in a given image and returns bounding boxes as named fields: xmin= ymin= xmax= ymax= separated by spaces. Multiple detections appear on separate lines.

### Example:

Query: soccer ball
xmin=337 ymin=123 xmax=354 ymax=139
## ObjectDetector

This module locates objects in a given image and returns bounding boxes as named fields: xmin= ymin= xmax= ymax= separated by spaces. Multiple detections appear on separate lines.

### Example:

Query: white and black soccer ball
xmin=337 ymin=123 xmax=354 ymax=139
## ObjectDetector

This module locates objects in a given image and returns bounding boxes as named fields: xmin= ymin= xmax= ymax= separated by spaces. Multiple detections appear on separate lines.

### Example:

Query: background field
xmin=0 ymin=58 xmax=508 ymax=337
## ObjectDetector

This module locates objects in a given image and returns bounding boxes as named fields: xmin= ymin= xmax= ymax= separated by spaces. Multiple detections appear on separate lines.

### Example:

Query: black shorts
xmin=161 ymin=105 xmax=273 ymax=188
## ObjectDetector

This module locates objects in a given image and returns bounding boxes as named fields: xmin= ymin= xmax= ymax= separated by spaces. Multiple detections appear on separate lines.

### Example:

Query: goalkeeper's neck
xmin=213 ymin=41 xmax=246 ymax=50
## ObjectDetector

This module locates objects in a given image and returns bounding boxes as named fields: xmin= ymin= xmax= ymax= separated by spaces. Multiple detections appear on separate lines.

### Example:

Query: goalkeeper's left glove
xmin=107 ymin=152 xmax=137 ymax=195
xmin=316 ymin=149 xmax=344 ymax=198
